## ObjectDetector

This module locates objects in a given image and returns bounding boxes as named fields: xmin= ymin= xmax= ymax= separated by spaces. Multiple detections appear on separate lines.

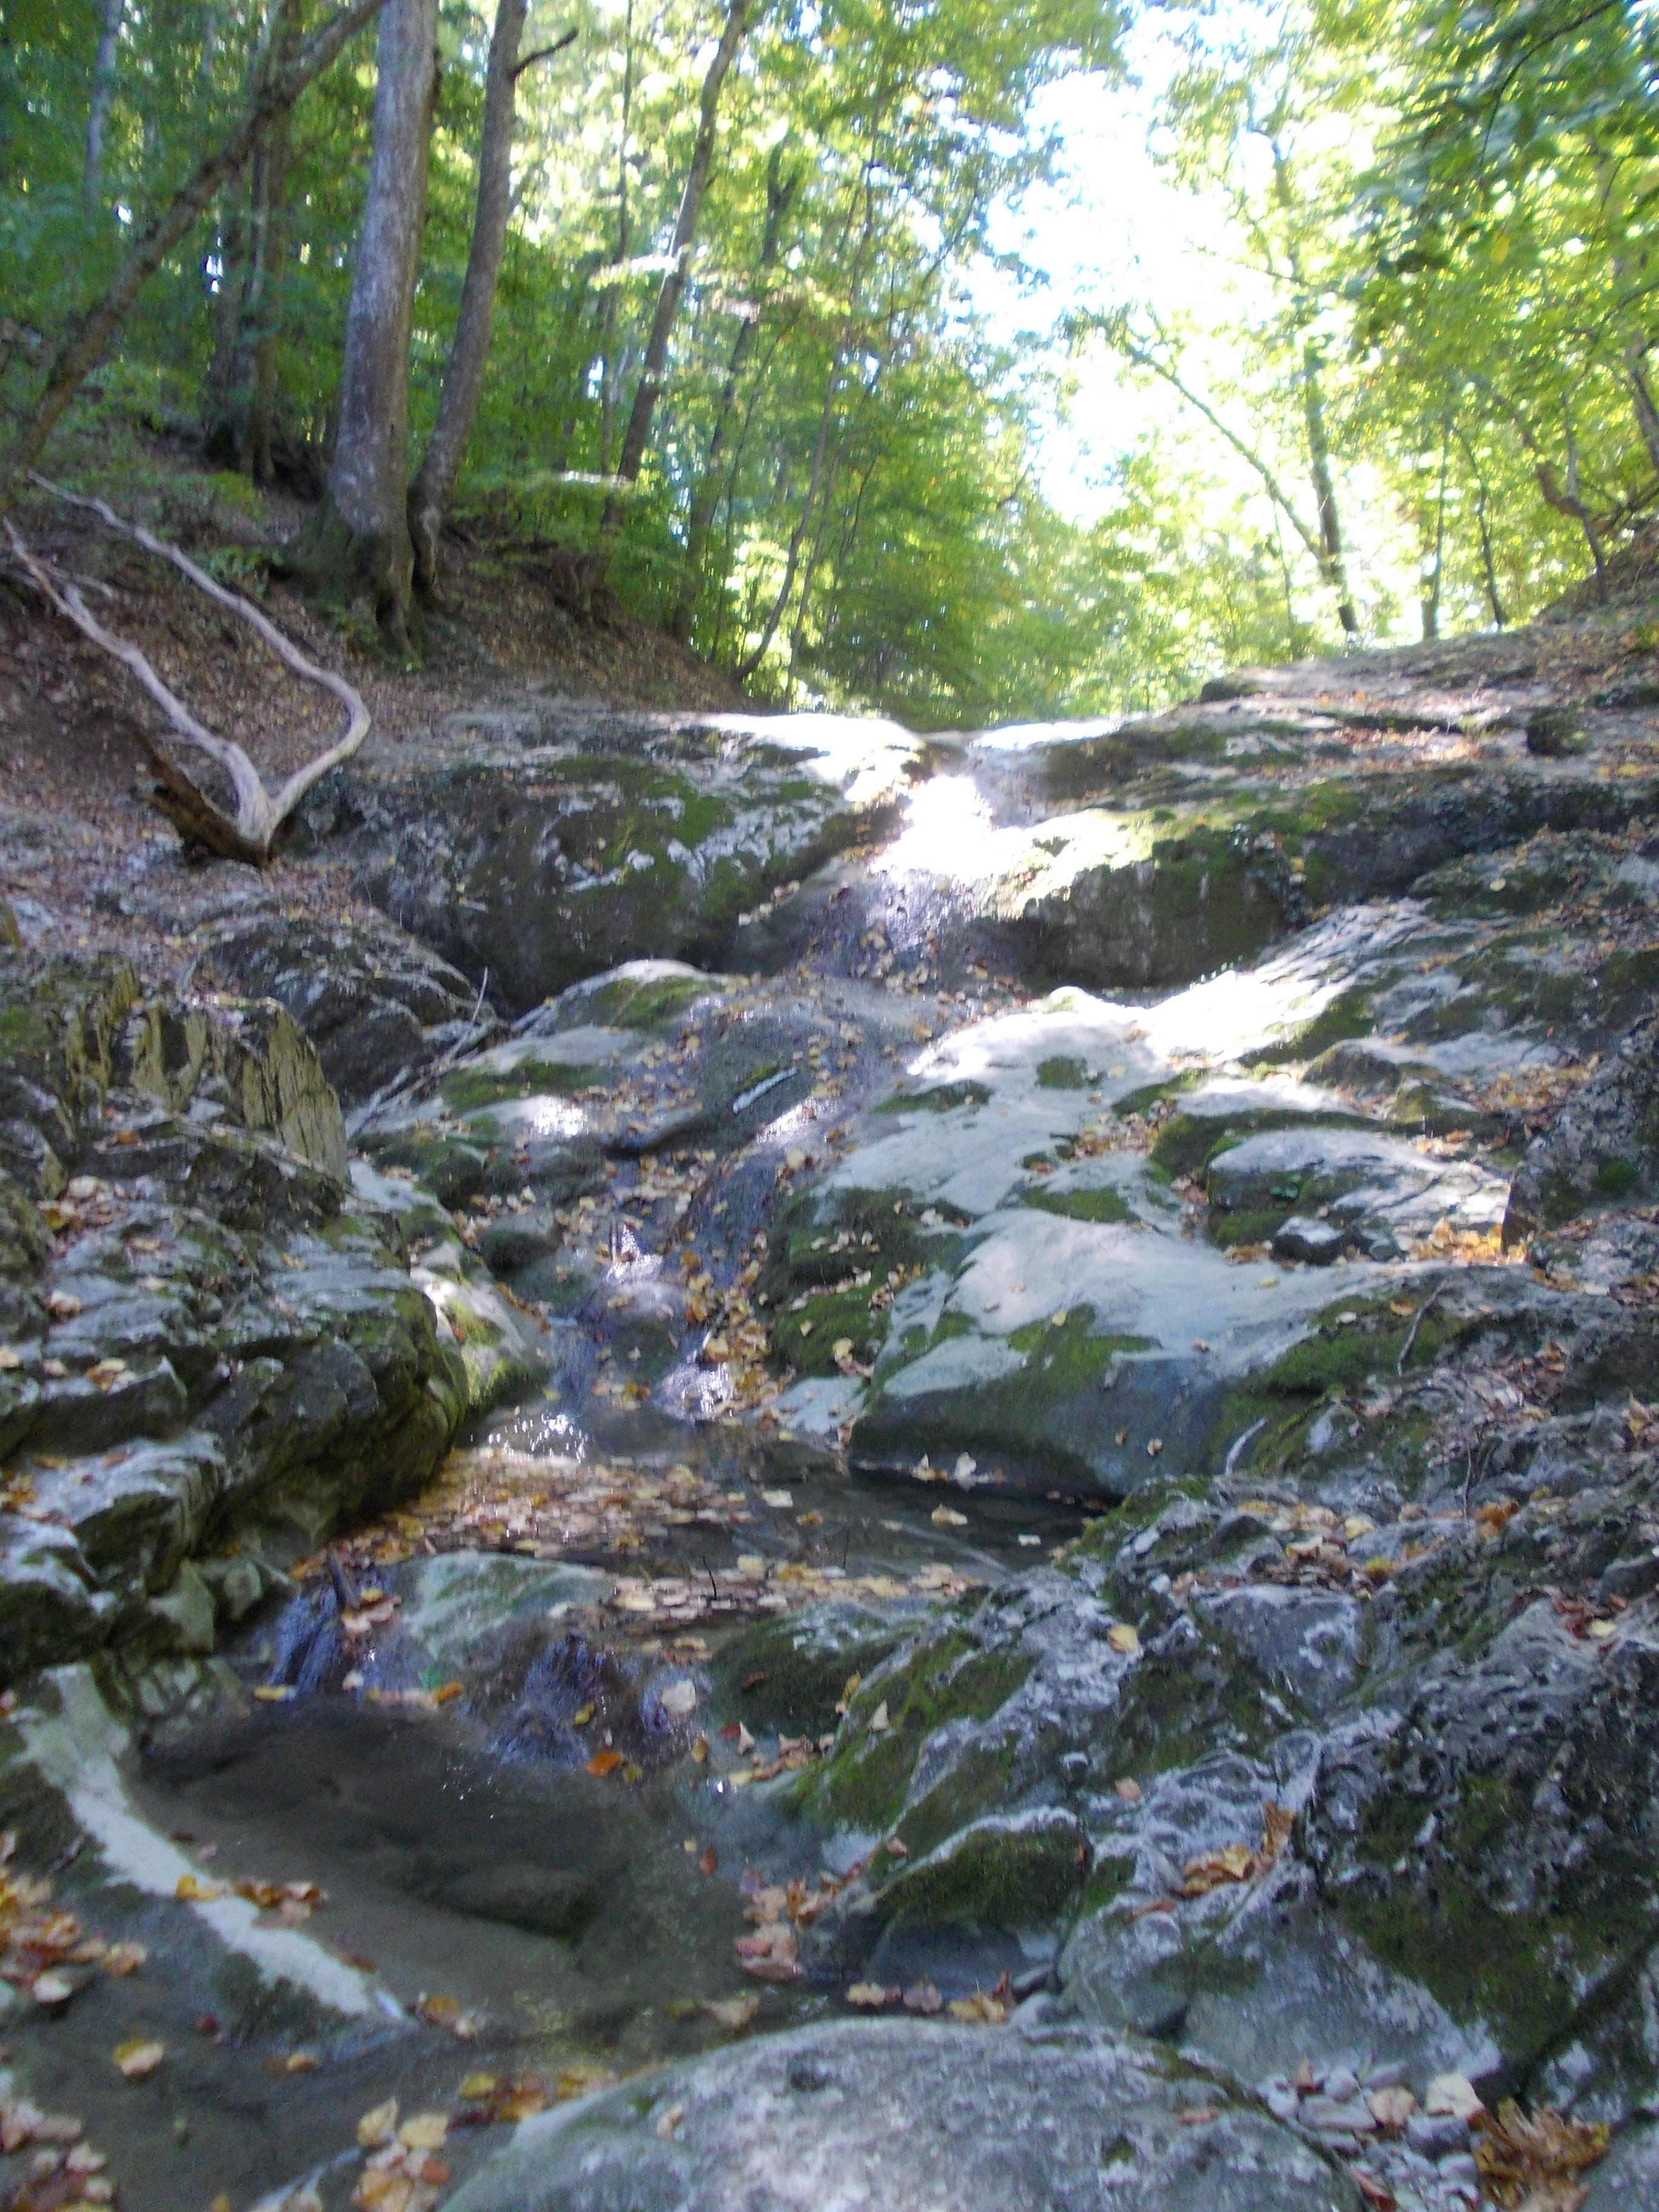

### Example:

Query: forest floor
xmin=0 ymin=452 xmax=746 ymax=976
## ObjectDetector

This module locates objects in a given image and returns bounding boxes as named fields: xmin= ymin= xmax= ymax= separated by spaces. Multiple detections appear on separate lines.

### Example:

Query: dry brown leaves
xmin=0 ymin=1831 xmax=143 ymax=2007
xmin=605 ymin=1556 xmax=980 ymax=1637
xmin=1176 ymin=1803 xmax=1296 ymax=1900
xmin=1475 ymin=2100 xmax=1610 ymax=2210
xmin=735 ymin=1867 xmax=851 ymax=1982
xmin=301 ymin=1447 xmax=751 ymax=1581
xmin=175 ymin=1869 xmax=325 ymax=1924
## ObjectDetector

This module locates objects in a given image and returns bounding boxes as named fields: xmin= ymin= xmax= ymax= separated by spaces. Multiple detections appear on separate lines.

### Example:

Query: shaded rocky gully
xmin=3 ymin=642 xmax=1659 ymax=2210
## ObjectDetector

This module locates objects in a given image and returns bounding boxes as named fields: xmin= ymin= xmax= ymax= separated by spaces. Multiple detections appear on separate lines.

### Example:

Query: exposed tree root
xmin=5 ymin=475 xmax=369 ymax=863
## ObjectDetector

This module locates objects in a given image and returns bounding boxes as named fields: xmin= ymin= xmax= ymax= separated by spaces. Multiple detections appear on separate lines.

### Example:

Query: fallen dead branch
xmin=6 ymin=475 xmax=368 ymax=863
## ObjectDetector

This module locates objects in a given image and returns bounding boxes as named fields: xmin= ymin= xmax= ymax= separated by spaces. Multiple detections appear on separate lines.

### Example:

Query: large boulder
xmin=192 ymin=902 xmax=488 ymax=1107
xmin=343 ymin=712 xmax=921 ymax=1012
xmin=444 ymin=2017 xmax=1359 ymax=2212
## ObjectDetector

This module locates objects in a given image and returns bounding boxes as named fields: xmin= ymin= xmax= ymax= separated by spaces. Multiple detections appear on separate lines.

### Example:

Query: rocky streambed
xmin=2 ymin=618 xmax=1658 ymax=2211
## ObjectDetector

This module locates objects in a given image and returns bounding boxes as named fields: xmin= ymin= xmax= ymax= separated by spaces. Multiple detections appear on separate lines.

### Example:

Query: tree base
xmin=277 ymin=494 xmax=421 ymax=657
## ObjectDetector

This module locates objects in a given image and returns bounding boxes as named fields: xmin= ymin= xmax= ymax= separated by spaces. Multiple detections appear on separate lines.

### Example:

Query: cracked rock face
xmin=0 ymin=952 xmax=479 ymax=1675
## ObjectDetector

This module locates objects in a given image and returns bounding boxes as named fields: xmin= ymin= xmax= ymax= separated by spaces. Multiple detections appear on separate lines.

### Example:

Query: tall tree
xmin=407 ymin=8 xmax=575 ymax=601
xmin=586 ymin=0 xmax=756 ymax=591
xmin=281 ymin=0 xmax=439 ymax=648
xmin=204 ymin=0 xmax=306 ymax=478
xmin=0 ymin=0 xmax=392 ymax=513
xmin=669 ymin=139 xmax=796 ymax=642
xmin=83 ymin=0 xmax=124 ymax=207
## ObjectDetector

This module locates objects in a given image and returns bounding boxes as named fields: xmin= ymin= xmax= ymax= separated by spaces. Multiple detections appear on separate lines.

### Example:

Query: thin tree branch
xmin=512 ymin=27 xmax=575 ymax=77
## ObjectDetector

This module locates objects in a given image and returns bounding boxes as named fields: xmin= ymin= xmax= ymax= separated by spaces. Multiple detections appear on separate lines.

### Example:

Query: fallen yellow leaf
xmin=357 ymin=2096 xmax=398 ymax=2148
xmin=113 ymin=2039 xmax=164 ymax=2079
xmin=1107 ymin=1624 xmax=1141 ymax=1657
xmin=175 ymin=1873 xmax=230 ymax=1902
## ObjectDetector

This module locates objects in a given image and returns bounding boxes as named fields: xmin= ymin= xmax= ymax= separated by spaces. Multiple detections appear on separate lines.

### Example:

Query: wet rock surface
xmin=1 ymin=615 xmax=1657 ymax=2211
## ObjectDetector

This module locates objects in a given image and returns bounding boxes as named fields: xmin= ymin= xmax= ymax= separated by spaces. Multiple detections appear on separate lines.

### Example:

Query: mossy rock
xmin=1036 ymin=1057 xmax=1094 ymax=1091
xmin=438 ymin=1059 xmax=602 ymax=1113
xmin=708 ymin=1607 xmax=906 ymax=1739
xmin=561 ymin=965 xmax=730 ymax=1034
xmin=1110 ymin=1617 xmax=1299 ymax=1776
xmin=762 ymin=1187 xmax=958 ymax=1298
xmin=1150 ymin=1103 xmax=1371 ymax=1185
xmin=855 ymin=1310 xmax=1170 ymax=1497
xmin=797 ymin=1629 xmax=1035 ymax=1836
xmin=873 ymin=1814 xmax=1089 ymax=1931
xmin=364 ymin=1130 xmax=491 ymax=1207
xmin=1243 ymin=987 xmax=1375 ymax=1067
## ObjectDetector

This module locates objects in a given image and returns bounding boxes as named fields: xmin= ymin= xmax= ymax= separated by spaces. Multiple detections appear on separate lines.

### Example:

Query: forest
xmin=2 ymin=0 xmax=1655 ymax=724
xmin=4 ymin=5 xmax=1659 ymax=2211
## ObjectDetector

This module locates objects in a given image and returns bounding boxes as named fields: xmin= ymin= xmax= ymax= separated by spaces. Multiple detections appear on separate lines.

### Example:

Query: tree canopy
xmin=1 ymin=0 xmax=1654 ymax=722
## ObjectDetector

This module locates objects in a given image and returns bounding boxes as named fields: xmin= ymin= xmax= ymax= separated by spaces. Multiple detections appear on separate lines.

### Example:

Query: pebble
xmin=1301 ymin=2096 xmax=1375 ymax=2135
xmin=1438 ymin=2153 xmax=1480 ymax=2184
xmin=1321 ymin=2066 xmax=1361 ymax=2103
xmin=1407 ymin=2112 xmax=1471 ymax=2157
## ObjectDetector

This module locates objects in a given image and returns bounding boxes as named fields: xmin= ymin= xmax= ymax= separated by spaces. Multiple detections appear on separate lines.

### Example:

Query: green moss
xmin=1113 ymin=1069 xmax=1207 ymax=1121
xmin=709 ymin=1612 xmax=905 ymax=1738
xmin=1244 ymin=987 xmax=1374 ymax=1067
xmin=771 ymin=1284 xmax=887 ymax=1377
xmin=364 ymin=1131 xmax=488 ymax=1207
xmin=894 ymin=1740 xmax=1021 ymax=1863
xmin=1006 ymin=1309 xmax=1148 ymax=1363
xmin=439 ymin=1059 xmax=598 ymax=1113
xmin=1208 ymin=1204 xmax=1291 ymax=1250
xmin=1022 ymin=1184 xmax=1133 ymax=1225
xmin=1337 ymin=1772 xmax=1650 ymax=2066
xmin=1065 ymin=1475 xmax=1210 ymax=1567
xmin=1260 ymin=1299 xmax=1464 ymax=1395
xmin=876 ymin=1081 xmax=992 ymax=1114
xmin=1036 ymin=1057 xmax=1091 ymax=1090
xmin=444 ymin=1299 xmax=502 ymax=1350
xmin=1150 ymin=1102 xmax=1371 ymax=1184
xmin=1597 ymin=1159 xmax=1640 ymax=1197
xmin=800 ymin=1632 xmax=1034 ymax=1834
xmin=1110 ymin=1618 xmax=1296 ymax=1773
xmin=572 ymin=971 xmax=725 ymax=1031
xmin=856 ymin=1309 xmax=1155 ymax=1492
xmin=762 ymin=1188 xmax=958 ymax=1303
xmin=874 ymin=1818 xmax=1087 ymax=1931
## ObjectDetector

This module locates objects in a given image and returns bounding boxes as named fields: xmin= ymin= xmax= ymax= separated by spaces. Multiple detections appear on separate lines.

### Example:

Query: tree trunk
xmin=588 ymin=0 xmax=754 ymax=588
xmin=597 ymin=0 xmax=635 ymax=481
xmin=202 ymin=187 xmax=250 ymax=454
xmin=244 ymin=5 xmax=303 ymax=483
xmin=204 ymin=2 xmax=303 ymax=477
xmin=84 ymin=0 xmax=125 ymax=209
xmin=735 ymin=344 xmax=842 ymax=682
xmin=0 ymin=0 xmax=390 ymax=514
xmin=1456 ymin=426 xmax=1506 ymax=628
xmin=1299 ymin=338 xmax=1358 ymax=635
xmin=669 ymin=142 xmax=794 ymax=644
xmin=1419 ymin=417 xmax=1449 ymax=642
xmin=1626 ymin=343 xmax=1659 ymax=482
xmin=281 ymin=0 xmax=438 ymax=650
xmin=406 ymin=0 xmax=540 ymax=600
